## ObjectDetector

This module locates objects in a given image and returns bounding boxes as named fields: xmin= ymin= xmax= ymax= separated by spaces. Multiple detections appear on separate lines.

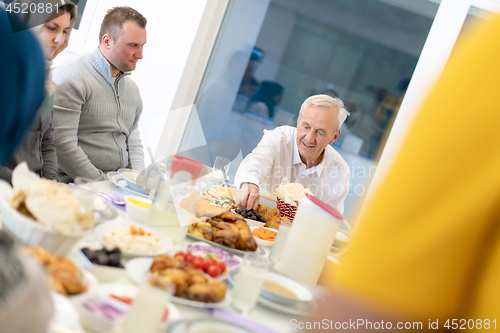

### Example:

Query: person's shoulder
xmin=325 ymin=146 xmax=350 ymax=172
xmin=52 ymin=54 xmax=89 ymax=81
xmin=264 ymin=125 xmax=296 ymax=137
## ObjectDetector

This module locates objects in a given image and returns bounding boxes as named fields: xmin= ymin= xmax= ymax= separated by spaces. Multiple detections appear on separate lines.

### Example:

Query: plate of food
xmin=200 ymin=185 xmax=238 ymax=209
xmin=23 ymin=247 xmax=97 ymax=298
xmin=107 ymin=171 xmax=148 ymax=198
xmin=187 ymin=210 xmax=266 ymax=256
xmin=126 ymin=254 xmax=230 ymax=308
xmin=179 ymin=242 xmax=243 ymax=279
xmin=250 ymin=226 xmax=277 ymax=247
xmin=94 ymin=221 xmax=172 ymax=257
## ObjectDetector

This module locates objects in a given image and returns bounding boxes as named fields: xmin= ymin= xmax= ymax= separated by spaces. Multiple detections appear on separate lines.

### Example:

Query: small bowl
xmin=250 ymin=226 xmax=277 ymax=247
xmin=78 ymin=247 xmax=127 ymax=283
xmin=124 ymin=195 xmax=151 ymax=223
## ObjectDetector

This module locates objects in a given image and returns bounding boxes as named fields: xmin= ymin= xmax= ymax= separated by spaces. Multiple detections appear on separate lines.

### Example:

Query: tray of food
xmin=188 ymin=211 xmax=265 ymax=256
xmin=95 ymin=221 xmax=172 ymax=257
xmin=126 ymin=254 xmax=230 ymax=308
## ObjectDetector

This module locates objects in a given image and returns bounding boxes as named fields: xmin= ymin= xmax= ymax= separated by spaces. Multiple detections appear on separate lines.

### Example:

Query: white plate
xmin=97 ymin=283 xmax=181 ymax=326
xmin=249 ymin=226 xmax=276 ymax=247
xmin=48 ymin=292 xmax=85 ymax=333
xmin=257 ymin=295 xmax=319 ymax=316
xmin=186 ymin=232 xmax=266 ymax=256
xmin=166 ymin=319 xmax=256 ymax=333
xmin=125 ymin=257 xmax=231 ymax=308
xmin=260 ymin=271 xmax=314 ymax=304
xmin=95 ymin=220 xmax=173 ymax=257
xmin=107 ymin=172 xmax=148 ymax=198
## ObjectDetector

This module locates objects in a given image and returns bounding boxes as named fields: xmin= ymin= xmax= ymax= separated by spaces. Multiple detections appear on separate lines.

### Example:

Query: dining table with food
xmin=0 ymin=158 xmax=350 ymax=333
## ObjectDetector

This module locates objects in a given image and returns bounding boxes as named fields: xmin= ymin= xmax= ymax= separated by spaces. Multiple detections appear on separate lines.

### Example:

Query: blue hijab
xmin=0 ymin=7 xmax=45 ymax=164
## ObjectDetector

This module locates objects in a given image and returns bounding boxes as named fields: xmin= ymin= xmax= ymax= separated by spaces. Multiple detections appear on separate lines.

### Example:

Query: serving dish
xmin=186 ymin=232 xmax=266 ymax=256
xmin=78 ymin=246 xmax=127 ymax=283
xmin=125 ymin=257 xmax=231 ymax=308
xmin=94 ymin=221 xmax=172 ymax=257
xmin=124 ymin=195 xmax=151 ymax=222
xmin=249 ymin=226 xmax=277 ymax=247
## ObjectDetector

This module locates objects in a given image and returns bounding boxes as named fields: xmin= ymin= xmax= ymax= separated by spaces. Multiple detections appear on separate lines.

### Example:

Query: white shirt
xmin=234 ymin=126 xmax=350 ymax=214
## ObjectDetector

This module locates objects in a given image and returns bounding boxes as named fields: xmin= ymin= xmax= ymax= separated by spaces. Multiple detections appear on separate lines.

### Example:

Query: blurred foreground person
xmin=0 ymin=0 xmax=78 ymax=183
xmin=308 ymin=15 xmax=500 ymax=332
xmin=0 ymin=7 xmax=54 ymax=333
xmin=0 ymin=7 xmax=45 ymax=164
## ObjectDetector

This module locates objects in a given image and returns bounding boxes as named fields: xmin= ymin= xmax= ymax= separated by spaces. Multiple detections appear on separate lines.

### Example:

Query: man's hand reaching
xmin=235 ymin=182 xmax=260 ymax=210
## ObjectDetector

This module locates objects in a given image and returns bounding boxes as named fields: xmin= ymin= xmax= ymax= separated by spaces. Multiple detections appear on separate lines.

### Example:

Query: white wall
xmin=53 ymin=0 xmax=208 ymax=166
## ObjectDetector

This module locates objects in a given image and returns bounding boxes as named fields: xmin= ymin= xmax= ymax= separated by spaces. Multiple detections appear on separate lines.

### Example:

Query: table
xmin=77 ymin=180 xmax=311 ymax=333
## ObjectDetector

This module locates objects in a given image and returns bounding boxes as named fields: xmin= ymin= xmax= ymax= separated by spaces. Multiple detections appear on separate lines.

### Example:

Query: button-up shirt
xmin=234 ymin=126 xmax=350 ymax=213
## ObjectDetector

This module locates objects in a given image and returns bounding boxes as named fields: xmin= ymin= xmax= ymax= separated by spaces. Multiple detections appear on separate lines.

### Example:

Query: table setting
xmin=0 ymin=157 xmax=350 ymax=333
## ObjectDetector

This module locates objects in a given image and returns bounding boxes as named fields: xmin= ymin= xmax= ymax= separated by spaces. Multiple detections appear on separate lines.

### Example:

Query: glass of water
xmin=230 ymin=253 xmax=269 ymax=316
xmin=268 ymin=219 xmax=292 ymax=264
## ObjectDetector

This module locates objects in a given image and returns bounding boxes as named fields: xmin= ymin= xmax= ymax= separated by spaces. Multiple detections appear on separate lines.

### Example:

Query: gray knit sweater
xmin=52 ymin=47 xmax=145 ymax=182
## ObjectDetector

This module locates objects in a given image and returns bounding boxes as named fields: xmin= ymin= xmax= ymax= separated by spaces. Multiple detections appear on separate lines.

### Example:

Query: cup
xmin=230 ymin=253 xmax=269 ymax=316
xmin=121 ymin=276 xmax=174 ymax=333
xmin=73 ymin=177 xmax=96 ymax=212
xmin=268 ymin=219 xmax=292 ymax=264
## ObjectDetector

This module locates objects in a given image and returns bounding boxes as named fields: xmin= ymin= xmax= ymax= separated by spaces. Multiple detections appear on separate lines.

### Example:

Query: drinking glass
xmin=73 ymin=177 xmax=96 ymax=212
xmin=230 ymin=253 xmax=269 ymax=316
xmin=213 ymin=156 xmax=231 ymax=182
xmin=268 ymin=219 xmax=292 ymax=264
xmin=122 ymin=277 xmax=174 ymax=333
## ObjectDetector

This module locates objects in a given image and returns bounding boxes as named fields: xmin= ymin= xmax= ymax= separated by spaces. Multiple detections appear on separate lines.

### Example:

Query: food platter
xmin=94 ymin=221 xmax=172 ymax=257
xmin=125 ymin=258 xmax=231 ymax=309
xmin=186 ymin=232 xmax=266 ymax=256
xmin=107 ymin=171 xmax=148 ymax=198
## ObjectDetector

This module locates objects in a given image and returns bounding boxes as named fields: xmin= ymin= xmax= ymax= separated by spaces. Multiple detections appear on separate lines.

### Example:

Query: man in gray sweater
xmin=53 ymin=7 xmax=147 ymax=182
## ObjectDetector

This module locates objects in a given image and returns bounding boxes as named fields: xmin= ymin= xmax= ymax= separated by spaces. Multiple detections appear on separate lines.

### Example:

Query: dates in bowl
xmin=81 ymin=247 xmax=124 ymax=268
xmin=234 ymin=208 xmax=266 ymax=222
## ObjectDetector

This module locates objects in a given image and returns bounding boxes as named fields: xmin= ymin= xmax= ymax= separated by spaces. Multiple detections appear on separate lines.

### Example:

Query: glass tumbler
xmin=268 ymin=219 xmax=292 ymax=264
xmin=230 ymin=253 xmax=269 ymax=316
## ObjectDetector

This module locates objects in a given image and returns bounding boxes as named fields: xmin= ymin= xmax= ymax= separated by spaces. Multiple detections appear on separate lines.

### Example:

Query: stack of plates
xmin=107 ymin=168 xmax=150 ymax=197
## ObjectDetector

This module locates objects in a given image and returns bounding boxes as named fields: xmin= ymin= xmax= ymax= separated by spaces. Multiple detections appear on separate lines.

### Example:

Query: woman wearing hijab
xmin=0 ymin=0 xmax=77 ymax=183
xmin=247 ymin=81 xmax=284 ymax=119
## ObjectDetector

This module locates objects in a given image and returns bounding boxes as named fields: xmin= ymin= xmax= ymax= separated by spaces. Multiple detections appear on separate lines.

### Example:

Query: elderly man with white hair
xmin=235 ymin=94 xmax=350 ymax=213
